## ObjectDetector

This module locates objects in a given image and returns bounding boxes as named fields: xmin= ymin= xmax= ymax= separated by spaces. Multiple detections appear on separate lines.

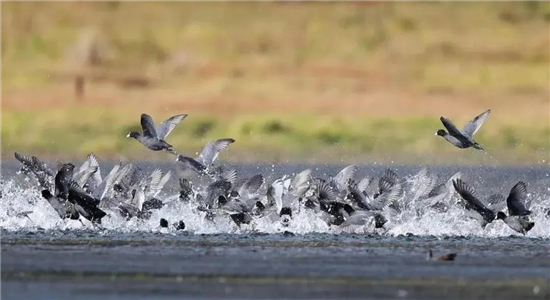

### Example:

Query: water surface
xmin=2 ymin=161 xmax=549 ymax=299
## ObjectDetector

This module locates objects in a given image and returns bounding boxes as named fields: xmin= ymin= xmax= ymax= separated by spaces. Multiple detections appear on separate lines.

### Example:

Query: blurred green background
xmin=1 ymin=1 xmax=549 ymax=165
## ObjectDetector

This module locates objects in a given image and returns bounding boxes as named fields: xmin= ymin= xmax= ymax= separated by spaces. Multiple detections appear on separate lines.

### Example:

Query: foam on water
xmin=2 ymin=171 xmax=549 ymax=238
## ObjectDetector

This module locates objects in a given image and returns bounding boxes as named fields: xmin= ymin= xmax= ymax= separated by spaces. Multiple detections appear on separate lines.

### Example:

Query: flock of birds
xmin=11 ymin=109 xmax=541 ymax=236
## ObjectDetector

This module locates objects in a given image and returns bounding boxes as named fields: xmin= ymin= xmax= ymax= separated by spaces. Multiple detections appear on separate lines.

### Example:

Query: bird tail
xmin=166 ymin=148 xmax=178 ymax=156
xmin=525 ymin=222 xmax=535 ymax=233
xmin=473 ymin=143 xmax=484 ymax=151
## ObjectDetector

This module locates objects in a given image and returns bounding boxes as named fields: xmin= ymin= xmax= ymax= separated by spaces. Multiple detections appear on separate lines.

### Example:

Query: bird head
xmin=126 ymin=132 xmax=139 ymax=139
xmin=435 ymin=129 xmax=446 ymax=136
xmin=217 ymin=195 xmax=228 ymax=206
xmin=229 ymin=190 xmax=240 ymax=200
xmin=41 ymin=190 xmax=53 ymax=199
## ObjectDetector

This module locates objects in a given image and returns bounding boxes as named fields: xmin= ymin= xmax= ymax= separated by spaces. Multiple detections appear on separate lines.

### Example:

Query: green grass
xmin=1 ymin=2 xmax=549 ymax=165
xmin=2 ymin=108 xmax=548 ymax=165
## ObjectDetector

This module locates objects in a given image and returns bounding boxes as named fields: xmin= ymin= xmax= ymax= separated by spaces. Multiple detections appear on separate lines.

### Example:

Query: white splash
xmin=1 ymin=177 xmax=549 ymax=238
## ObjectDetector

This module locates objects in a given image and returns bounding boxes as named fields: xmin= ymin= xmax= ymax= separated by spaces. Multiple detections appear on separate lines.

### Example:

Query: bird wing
xmin=368 ymin=193 xmax=388 ymax=211
xmin=485 ymin=194 xmax=506 ymax=212
xmin=75 ymin=153 xmax=100 ymax=188
xmin=333 ymin=165 xmax=357 ymax=190
xmin=87 ymin=153 xmax=102 ymax=189
xmin=69 ymin=181 xmax=100 ymax=206
xmin=462 ymin=109 xmax=491 ymax=138
xmin=140 ymin=114 xmax=158 ymax=138
xmin=31 ymin=156 xmax=55 ymax=177
xmin=179 ymin=178 xmax=194 ymax=196
xmin=218 ymin=167 xmax=238 ymax=186
xmin=440 ymin=117 xmax=465 ymax=138
xmin=177 ymin=156 xmax=208 ymax=175
xmin=219 ymin=199 xmax=248 ymax=213
xmin=196 ymin=138 xmax=235 ymax=166
xmin=14 ymin=152 xmax=34 ymax=170
xmin=379 ymin=169 xmax=398 ymax=193
xmin=269 ymin=178 xmax=285 ymax=214
xmin=30 ymin=156 xmax=56 ymax=190
xmin=453 ymin=179 xmax=495 ymax=222
xmin=369 ymin=182 xmax=402 ymax=211
xmin=453 ymin=179 xmax=483 ymax=209
xmin=134 ymin=188 xmax=146 ymax=211
xmin=506 ymin=181 xmax=530 ymax=216
xmin=148 ymin=169 xmax=163 ymax=194
xmin=357 ymin=177 xmax=373 ymax=195
xmin=205 ymin=180 xmax=232 ymax=208
xmin=156 ymin=114 xmax=187 ymax=140
xmin=127 ymin=166 xmax=146 ymax=188
xmin=438 ymin=171 xmax=462 ymax=197
xmin=290 ymin=169 xmax=312 ymax=197
xmin=411 ymin=167 xmax=438 ymax=202
xmin=154 ymin=171 xmax=172 ymax=198
xmin=15 ymin=153 xmax=54 ymax=191
xmin=315 ymin=178 xmax=337 ymax=201
xmin=98 ymin=162 xmax=121 ymax=200
xmin=238 ymin=174 xmax=265 ymax=198
xmin=346 ymin=183 xmax=370 ymax=210
xmin=112 ymin=163 xmax=134 ymax=193
xmin=427 ymin=183 xmax=446 ymax=198
xmin=383 ymin=182 xmax=404 ymax=211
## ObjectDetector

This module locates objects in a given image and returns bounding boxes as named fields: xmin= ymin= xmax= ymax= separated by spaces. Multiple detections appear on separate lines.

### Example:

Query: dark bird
xmin=427 ymin=249 xmax=457 ymax=261
xmin=127 ymin=113 xmax=187 ymax=155
xmin=230 ymin=212 xmax=252 ymax=226
xmin=497 ymin=182 xmax=534 ymax=235
xmin=436 ymin=109 xmax=490 ymax=151
xmin=175 ymin=220 xmax=186 ymax=230
xmin=41 ymin=190 xmax=79 ymax=220
xmin=15 ymin=153 xmax=55 ymax=191
xmin=178 ymin=178 xmax=194 ymax=201
xmin=176 ymin=138 xmax=235 ymax=177
xmin=55 ymin=163 xmax=106 ymax=223
xmin=68 ymin=181 xmax=107 ymax=223
xmin=453 ymin=179 xmax=496 ymax=227
xmin=176 ymin=138 xmax=235 ymax=180
xmin=159 ymin=218 xmax=185 ymax=230
xmin=41 ymin=163 xmax=79 ymax=220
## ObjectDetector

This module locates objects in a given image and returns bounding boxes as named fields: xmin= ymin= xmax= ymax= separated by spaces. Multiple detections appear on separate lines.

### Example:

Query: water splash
xmin=1 ymin=174 xmax=549 ymax=238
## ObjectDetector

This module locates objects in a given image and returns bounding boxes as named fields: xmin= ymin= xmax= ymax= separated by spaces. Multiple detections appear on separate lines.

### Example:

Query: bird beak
xmin=126 ymin=133 xmax=131 ymax=138
xmin=434 ymin=131 xmax=438 ymax=136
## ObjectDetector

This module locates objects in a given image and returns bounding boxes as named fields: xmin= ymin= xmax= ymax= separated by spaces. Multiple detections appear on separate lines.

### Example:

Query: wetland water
xmin=1 ymin=161 xmax=549 ymax=299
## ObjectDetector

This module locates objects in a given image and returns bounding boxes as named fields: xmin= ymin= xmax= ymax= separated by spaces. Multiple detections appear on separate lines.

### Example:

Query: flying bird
xmin=436 ymin=109 xmax=490 ymax=151
xmin=176 ymin=138 xmax=235 ymax=178
xmin=453 ymin=178 xmax=496 ymax=228
xmin=496 ymin=181 xmax=534 ymax=235
xmin=127 ymin=113 xmax=187 ymax=155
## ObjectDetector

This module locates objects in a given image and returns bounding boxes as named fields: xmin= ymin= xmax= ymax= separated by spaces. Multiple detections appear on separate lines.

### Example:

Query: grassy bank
xmin=2 ymin=108 xmax=548 ymax=165
xmin=1 ymin=2 xmax=549 ymax=165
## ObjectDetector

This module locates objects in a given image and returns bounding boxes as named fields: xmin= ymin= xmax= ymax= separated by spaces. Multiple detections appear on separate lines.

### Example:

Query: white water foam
xmin=1 ymin=176 xmax=549 ymax=238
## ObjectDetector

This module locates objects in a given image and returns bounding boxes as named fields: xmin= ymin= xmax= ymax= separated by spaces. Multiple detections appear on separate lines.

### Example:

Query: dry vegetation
xmin=1 ymin=2 xmax=549 ymax=165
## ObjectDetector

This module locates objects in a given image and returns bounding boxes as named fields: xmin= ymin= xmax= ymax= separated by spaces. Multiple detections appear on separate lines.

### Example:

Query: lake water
xmin=1 ymin=160 xmax=549 ymax=299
